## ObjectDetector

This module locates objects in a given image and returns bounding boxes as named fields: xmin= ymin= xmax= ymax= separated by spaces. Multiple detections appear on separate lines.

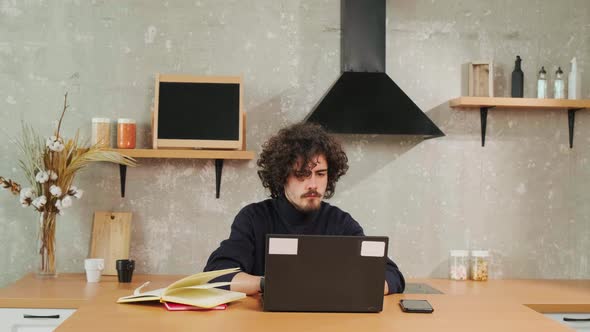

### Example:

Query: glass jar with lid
xmin=470 ymin=250 xmax=489 ymax=281
xmin=117 ymin=118 xmax=136 ymax=149
xmin=91 ymin=118 xmax=111 ymax=148
xmin=449 ymin=250 xmax=469 ymax=280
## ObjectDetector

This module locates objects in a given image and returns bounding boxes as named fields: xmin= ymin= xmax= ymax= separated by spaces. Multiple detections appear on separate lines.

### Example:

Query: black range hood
xmin=305 ymin=0 xmax=444 ymax=138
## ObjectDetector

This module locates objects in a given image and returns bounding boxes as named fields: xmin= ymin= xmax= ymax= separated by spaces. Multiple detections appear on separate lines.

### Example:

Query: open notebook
xmin=117 ymin=267 xmax=246 ymax=309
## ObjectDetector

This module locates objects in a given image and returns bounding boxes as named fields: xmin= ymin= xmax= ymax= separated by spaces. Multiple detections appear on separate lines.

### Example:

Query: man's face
xmin=284 ymin=154 xmax=328 ymax=213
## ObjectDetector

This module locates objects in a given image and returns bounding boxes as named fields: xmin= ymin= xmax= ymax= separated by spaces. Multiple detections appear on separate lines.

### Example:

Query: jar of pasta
xmin=117 ymin=118 xmax=136 ymax=149
xmin=449 ymin=250 xmax=469 ymax=281
xmin=470 ymin=250 xmax=489 ymax=281
xmin=91 ymin=118 xmax=111 ymax=148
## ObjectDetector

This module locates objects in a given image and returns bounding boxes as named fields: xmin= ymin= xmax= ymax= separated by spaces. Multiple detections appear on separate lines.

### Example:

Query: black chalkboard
xmin=157 ymin=82 xmax=240 ymax=140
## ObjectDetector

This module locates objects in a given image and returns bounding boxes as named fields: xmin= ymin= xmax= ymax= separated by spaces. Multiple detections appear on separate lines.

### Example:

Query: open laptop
xmin=262 ymin=234 xmax=388 ymax=313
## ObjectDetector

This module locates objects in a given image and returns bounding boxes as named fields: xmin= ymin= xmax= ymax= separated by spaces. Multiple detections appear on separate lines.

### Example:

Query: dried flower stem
xmin=55 ymin=93 xmax=68 ymax=139
xmin=0 ymin=176 xmax=21 ymax=195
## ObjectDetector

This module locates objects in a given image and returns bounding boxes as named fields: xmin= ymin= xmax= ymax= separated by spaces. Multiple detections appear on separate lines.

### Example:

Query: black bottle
xmin=511 ymin=55 xmax=524 ymax=97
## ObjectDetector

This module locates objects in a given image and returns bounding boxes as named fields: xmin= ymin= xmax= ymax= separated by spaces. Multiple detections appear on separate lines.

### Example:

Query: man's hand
xmin=384 ymin=281 xmax=389 ymax=295
xmin=230 ymin=272 xmax=262 ymax=295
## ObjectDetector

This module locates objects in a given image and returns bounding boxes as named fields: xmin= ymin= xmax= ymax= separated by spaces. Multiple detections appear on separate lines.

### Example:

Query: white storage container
xmin=470 ymin=250 xmax=489 ymax=281
xmin=449 ymin=250 xmax=469 ymax=281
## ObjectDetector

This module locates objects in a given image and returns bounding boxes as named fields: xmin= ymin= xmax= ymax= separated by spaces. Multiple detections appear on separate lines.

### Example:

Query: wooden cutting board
xmin=89 ymin=212 xmax=132 ymax=275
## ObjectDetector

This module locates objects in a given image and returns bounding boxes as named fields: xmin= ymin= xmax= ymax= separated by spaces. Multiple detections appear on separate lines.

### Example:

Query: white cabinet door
xmin=545 ymin=313 xmax=590 ymax=332
xmin=0 ymin=308 xmax=76 ymax=332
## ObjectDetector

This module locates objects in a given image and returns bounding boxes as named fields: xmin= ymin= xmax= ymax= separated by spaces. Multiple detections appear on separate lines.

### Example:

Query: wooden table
xmin=1 ymin=273 xmax=589 ymax=331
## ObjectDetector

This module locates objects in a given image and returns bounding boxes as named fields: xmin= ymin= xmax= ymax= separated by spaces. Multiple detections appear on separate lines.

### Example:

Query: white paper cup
xmin=84 ymin=258 xmax=104 ymax=283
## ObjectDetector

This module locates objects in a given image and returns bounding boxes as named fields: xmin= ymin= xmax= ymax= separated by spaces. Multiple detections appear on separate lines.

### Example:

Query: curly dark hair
xmin=257 ymin=122 xmax=349 ymax=199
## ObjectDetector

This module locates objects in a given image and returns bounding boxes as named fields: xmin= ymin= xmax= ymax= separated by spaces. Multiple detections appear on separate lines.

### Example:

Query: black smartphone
xmin=399 ymin=299 xmax=434 ymax=313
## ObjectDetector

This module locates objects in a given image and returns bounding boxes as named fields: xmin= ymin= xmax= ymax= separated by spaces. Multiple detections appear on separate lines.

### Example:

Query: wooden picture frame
xmin=468 ymin=61 xmax=494 ymax=97
xmin=153 ymin=74 xmax=244 ymax=150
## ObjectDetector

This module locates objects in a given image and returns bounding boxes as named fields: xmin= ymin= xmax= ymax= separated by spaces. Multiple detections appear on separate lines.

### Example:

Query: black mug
xmin=116 ymin=259 xmax=135 ymax=283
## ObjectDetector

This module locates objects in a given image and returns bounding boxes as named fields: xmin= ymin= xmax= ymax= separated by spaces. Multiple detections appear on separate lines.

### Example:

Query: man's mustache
xmin=301 ymin=191 xmax=322 ymax=198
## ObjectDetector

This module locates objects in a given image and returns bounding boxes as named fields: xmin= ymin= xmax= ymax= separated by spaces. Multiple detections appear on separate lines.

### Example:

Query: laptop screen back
xmin=263 ymin=234 xmax=388 ymax=312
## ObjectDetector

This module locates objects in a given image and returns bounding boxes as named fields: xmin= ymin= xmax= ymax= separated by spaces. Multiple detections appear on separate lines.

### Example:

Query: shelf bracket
xmin=215 ymin=159 xmax=223 ymax=199
xmin=119 ymin=165 xmax=127 ymax=198
xmin=117 ymin=159 xmax=229 ymax=199
xmin=568 ymin=108 xmax=582 ymax=149
xmin=480 ymin=106 xmax=494 ymax=147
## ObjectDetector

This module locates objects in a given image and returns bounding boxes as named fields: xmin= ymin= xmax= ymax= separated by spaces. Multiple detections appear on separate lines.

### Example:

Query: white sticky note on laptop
xmin=360 ymin=241 xmax=385 ymax=257
xmin=269 ymin=238 xmax=298 ymax=255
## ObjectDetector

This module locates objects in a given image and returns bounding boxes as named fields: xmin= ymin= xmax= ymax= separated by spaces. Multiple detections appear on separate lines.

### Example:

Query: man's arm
xmin=203 ymin=208 xmax=259 ymax=293
xmin=342 ymin=214 xmax=406 ymax=295
xmin=384 ymin=259 xmax=405 ymax=294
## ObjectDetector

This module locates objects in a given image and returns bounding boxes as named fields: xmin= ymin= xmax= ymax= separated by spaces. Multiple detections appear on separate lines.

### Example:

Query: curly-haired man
xmin=204 ymin=122 xmax=405 ymax=295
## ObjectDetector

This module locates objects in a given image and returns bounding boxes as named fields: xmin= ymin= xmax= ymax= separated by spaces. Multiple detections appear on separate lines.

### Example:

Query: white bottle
xmin=554 ymin=67 xmax=565 ymax=99
xmin=568 ymin=57 xmax=582 ymax=99
xmin=537 ymin=66 xmax=547 ymax=99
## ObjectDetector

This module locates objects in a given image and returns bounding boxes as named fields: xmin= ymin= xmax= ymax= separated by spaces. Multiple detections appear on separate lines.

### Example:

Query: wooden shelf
xmin=449 ymin=97 xmax=590 ymax=147
xmin=450 ymin=97 xmax=590 ymax=110
xmin=109 ymin=149 xmax=256 ymax=198
xmin=110 ymin=148 xmax=255 ymax=160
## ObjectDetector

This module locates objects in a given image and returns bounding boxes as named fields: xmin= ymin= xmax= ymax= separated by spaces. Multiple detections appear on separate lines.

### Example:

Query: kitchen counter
xmin=1 ymin=273 xmax=589 ymax=331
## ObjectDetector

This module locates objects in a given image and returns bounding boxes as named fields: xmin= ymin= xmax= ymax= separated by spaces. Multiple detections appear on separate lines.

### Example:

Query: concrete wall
xmin=1 ymin=0 xmax=589 ymax=287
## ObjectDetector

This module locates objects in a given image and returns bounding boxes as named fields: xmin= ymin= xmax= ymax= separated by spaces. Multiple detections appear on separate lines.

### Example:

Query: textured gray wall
xmin=1 ymin=0 xmax=589 ymax=288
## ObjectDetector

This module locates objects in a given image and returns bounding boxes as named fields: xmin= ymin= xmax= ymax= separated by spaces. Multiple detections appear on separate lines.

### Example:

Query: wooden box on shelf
xmin=468 ymin=61 xmax=494 ymax=97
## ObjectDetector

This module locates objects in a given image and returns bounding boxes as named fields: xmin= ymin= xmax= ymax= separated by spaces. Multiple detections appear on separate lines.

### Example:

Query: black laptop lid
xmin=263 ymin=234 xmax=388 ymax=313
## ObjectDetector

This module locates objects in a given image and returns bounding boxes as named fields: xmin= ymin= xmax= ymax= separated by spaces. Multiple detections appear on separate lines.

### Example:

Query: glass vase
xmin=37 ymin=211 xmax=57 ymax=278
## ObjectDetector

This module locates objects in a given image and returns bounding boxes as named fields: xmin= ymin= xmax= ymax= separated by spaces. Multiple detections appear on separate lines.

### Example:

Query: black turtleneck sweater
xmin=203 ymin=195 xmax=405 ymax=294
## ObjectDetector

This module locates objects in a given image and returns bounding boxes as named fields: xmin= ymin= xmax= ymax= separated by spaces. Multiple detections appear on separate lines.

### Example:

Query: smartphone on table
xmin=399 ymin=299 xmax=434 ymax=313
